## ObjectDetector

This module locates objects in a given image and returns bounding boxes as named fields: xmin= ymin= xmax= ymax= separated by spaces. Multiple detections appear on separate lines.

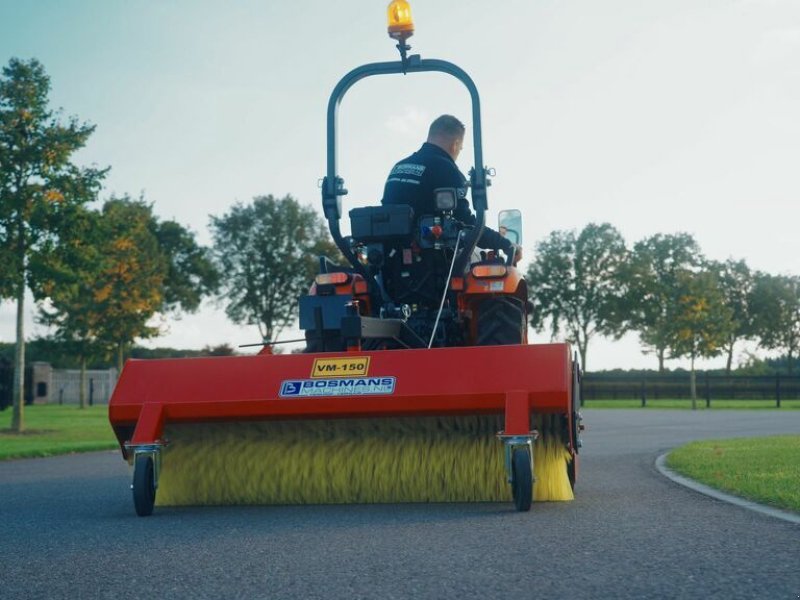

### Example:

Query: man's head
xmin=427 ymin=114 xmax=465 ymax=161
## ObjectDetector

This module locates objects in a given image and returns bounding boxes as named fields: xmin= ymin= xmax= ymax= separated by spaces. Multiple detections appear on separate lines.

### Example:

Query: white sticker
xmin=280 ymin=377 xmax=396 ymax=397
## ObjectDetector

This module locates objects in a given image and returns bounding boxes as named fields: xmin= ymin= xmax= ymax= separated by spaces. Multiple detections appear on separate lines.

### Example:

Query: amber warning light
xmin=387 ymin=0 xmax=414 ymax=40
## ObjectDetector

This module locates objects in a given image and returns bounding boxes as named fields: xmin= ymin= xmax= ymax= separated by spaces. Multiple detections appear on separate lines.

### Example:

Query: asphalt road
xmin=1 ymin=410 xmax=798 ymax=600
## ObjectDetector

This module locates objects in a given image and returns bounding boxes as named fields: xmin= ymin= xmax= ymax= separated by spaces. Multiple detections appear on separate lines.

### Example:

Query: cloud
xmin=384 ymin=107 xmax=430 ymax=137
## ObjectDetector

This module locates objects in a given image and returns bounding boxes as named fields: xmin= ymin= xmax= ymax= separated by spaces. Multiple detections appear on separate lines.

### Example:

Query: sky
xmin=1 ymin=0 xmax=798 ymax=370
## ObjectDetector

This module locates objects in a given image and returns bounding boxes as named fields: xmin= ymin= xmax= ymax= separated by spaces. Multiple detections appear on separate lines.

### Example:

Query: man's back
xmin=382 ymin=142 xmax=467 ymax=219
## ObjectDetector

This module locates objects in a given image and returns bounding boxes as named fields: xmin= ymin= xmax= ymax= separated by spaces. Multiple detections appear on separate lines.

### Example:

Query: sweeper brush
xmin=156 ymin=414 xmax=573 ymax=505
xmin=108 ymin=2 xmax=585 ymax=516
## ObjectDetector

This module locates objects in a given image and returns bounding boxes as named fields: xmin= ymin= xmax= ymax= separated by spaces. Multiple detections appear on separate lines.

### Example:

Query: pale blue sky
xmin=1 ymin=0 xmax=798 ymax=370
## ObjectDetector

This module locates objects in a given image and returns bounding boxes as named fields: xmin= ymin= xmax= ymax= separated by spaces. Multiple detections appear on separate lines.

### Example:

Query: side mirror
xmin=498 ymin=209 xmax=522 ymax=246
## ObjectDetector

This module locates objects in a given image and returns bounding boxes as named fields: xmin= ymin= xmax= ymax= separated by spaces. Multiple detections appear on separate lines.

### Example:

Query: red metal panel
xmin=503 ymin=390 xmax=530 ymax=435
xmin=109 ymin=343 xmax=572 ymax=447
xmin=130 ymin=402 xmax=165 ymax=444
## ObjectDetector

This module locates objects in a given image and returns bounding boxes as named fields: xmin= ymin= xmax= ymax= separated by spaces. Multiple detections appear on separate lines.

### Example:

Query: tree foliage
xmin=707 ymin=259 xmax=756 ymax=374
xmin=37 ymin=196 xmax=219 ymax=373
xmin=156 ymin=219 xmax=219 ymax=313
xmin=617 ymin=233 xmax=703 ymax=372
xmin=750 ymin=273 xmax=800 ymax=374
xmin=665 ymin=269 xmax=733 ymax=402
xmin=210 ymin=194 xmax=340 ymax=342
xmin=90 ymin=197 xmax=167 ymax=368
xmin=0 ymin=57 xmax=106 ymax=430
xmin=36 ymin=207 xmax=106 ymax=407
xmin=526 ymin=222 xmax=627 ymax=370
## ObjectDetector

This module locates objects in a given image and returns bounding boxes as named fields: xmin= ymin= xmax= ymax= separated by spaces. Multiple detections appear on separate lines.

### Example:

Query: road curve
xmin=1 ymin=410 xmax=798 ymax=600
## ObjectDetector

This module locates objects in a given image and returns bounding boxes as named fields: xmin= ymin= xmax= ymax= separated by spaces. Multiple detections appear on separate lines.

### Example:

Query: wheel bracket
xmin=125 ymin=442 xmax=166 ymax=491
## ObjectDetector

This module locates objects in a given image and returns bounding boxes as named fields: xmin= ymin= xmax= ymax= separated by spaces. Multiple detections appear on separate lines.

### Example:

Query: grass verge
xmin=666 ymin=435 xmax=800 ymax=513
xmin=583 ymin=399 xmax=800 ymax=409
xmin=0 ymin=404 xmax=117 ymax=460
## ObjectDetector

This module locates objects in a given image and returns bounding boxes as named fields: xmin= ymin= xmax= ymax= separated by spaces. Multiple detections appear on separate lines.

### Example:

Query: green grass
xmin=0 ymin=404 xmax=118 ymax=460
xmin=667 ymin=435 xmax=800 ymax=513
xmin=583 ymin=398 xmax=800 ymax=409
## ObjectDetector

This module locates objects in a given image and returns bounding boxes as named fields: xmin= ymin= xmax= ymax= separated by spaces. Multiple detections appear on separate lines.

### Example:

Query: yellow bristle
xmin=533 ymin=435 xmax=575 ymax=502
xmin=155 ymin=415 xmax=574 ymax=506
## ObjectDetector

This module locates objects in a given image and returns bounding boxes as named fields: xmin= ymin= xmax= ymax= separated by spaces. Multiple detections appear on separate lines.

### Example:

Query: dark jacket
xmin=381 ymin=143 xmax=510 ymax=251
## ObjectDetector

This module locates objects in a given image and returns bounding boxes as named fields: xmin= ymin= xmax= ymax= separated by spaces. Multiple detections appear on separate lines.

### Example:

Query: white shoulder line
xmin=655 ymin=453 xmax=800 ymax=525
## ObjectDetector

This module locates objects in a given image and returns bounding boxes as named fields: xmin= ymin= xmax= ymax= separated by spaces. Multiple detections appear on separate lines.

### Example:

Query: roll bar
xmin=321 ymin=54 xmax=489 ymax=277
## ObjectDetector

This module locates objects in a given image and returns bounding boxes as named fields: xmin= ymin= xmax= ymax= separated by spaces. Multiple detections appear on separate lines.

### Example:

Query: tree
xmin=0 ymin=58 xmax=106 ymax=431
xmin=91 ymin=198 xmax=168 ymax=370
xmin=666 ymin=269 xmax=733 ymax=406
xmin=156 ymin=219 xmax=219 ymax=313
xmin=210 ymin=195 xmax=340 ymax=342
xmin=526 ymin=223 xmax=627 ymax=370
xmin=37 ymin=197 xmax=219 ymax=384
xmin=617 ymin=233 xmax=703 ymax=372
xmin=92 ymin=198 xmax=218 ymax=370
xmin=707 ymin=259 xmax=756 ymax=374
xmin=36 ymin=206 xmax=106 ymax=408
xmin=750 ymin=273 xmax=800 ymax=374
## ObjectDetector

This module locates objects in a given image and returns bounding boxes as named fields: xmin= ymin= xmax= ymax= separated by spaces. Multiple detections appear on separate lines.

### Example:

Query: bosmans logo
xmin=280 ymin=377 xmax=395 ymax=397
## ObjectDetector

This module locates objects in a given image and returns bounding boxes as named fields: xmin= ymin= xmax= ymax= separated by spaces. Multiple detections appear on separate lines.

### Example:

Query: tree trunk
xmin=579 ymin=326 xmax=589 ymax=372
xmin=789 ymin=348 xmax=794 ymax=375
xmin=577 ymin=333 xmax=588 ymax=372
xmin=79 ymin=355 xmax=87 ymax=409
xmin=11 ymin=285 xmax=25 ymax=432
xmin=117 ymin=342 xmax=124 ymax=373
xmin=690 ymin=353 xmax=697 ymax=410
xmin=658 ymin=347 xmax=665 ymax=374
xmin=725 ymin=341 xmax=734 ymax=376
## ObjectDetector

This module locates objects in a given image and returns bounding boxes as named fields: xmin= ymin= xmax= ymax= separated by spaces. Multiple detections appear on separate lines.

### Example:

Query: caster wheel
xmin=511 ymin=447 xmax=533 ymax=512
xmin=133 ymin=454 xmax=156 ymax=517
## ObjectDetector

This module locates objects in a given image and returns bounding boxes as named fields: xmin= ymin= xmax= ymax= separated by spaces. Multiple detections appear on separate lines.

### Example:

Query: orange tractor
xmin=109 ymin=2 xmax=583 ymax=516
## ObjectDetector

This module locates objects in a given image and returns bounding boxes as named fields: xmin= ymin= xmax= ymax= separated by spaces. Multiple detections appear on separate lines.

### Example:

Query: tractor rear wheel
xmin=475 ymin=297 xmax=525 ymax=346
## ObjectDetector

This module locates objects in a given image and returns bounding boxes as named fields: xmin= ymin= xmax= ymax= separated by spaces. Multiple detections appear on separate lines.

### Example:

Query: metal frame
xmin=125 ymin=442 xmax=165 ymax=490
xmin=321 ymin=53 xmax=489 ymax=278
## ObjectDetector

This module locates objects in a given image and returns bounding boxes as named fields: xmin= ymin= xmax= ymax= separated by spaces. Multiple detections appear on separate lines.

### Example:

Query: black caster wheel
xmin=511 ymin=447 xmax=533 ymax=512
xmin=133 ymin=454 xmax=156 ymax=517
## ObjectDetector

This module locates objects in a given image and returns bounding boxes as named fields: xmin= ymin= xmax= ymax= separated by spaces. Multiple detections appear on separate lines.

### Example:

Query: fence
xmin=50 ymin=369 xmax=118 ymax=405
xmin=582 ymin=373 xmax=800 ymax=407
xmin=0 ymin=365 xmax=119 ymax=409
xmin=0 ymin=359 xmax=11 ymax=410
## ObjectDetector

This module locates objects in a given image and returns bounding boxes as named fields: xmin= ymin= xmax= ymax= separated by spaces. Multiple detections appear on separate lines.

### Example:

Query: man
xmin=382 ymin=114 xmax=520 ymax=260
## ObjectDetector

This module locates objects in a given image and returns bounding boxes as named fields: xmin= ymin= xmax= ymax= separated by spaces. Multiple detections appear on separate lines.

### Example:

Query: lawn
xmin=667 ymin=435 xmax=800 ymax=513
xmin=0 ymin=404 xmax=118 ymax=460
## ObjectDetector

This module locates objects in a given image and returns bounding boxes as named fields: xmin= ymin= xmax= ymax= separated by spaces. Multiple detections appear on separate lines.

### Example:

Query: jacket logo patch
xmin=390 ymin=163 xmax=426 ymax=177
